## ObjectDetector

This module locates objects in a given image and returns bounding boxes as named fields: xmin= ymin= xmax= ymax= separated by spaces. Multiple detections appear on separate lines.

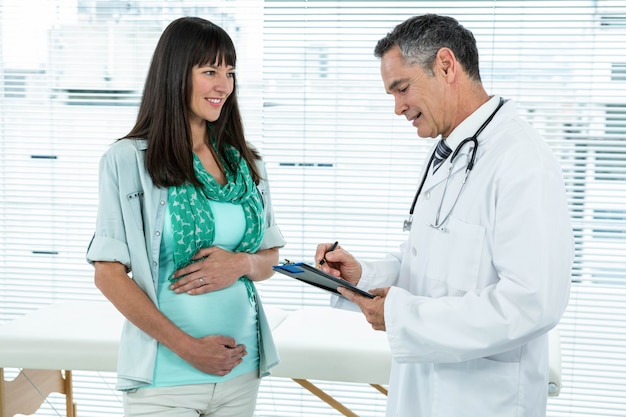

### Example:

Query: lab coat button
xmin=412 ymin=247 xmax=417 ymax=256
xmin=425 ymin=191 xmax=430 ymax=200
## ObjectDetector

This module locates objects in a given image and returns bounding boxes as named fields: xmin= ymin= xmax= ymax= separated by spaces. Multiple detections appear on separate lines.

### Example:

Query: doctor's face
xmin=380 ymin=46 xmax=450 ymax=139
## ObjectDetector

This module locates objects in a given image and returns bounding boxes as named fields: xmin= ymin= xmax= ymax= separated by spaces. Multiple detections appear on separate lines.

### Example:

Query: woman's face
xmin=188 ymin=63 xmax=235 ymax=125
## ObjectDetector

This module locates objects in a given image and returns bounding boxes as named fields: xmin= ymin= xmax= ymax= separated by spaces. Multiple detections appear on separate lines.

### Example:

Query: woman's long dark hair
xmin=122 ymin=16 xmax=261 ymax=187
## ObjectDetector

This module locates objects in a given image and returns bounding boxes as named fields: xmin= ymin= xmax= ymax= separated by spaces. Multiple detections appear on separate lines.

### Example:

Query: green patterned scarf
xmin=168 ymin=144 xmax=264 ymax=289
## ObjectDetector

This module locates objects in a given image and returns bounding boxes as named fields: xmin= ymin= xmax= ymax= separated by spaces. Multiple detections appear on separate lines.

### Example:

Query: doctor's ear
xmin=436 ymin=48 xmax=456 ymax=76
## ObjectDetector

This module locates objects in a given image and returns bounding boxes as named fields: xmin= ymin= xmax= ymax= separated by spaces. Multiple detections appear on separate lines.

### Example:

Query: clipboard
xmin=273 ymin=261 xmax=375 ymax=299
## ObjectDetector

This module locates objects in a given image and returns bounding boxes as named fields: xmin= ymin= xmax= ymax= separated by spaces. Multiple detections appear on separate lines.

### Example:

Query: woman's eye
xmin=227 ymin=72 xmax=235 ymax=78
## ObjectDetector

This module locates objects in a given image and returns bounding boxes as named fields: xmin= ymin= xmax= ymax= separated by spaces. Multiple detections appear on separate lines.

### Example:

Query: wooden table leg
xmin=293 ymin=378 xmax=359 ymax=417
xmin=0 ymin=368 xmax=75 ymax=417
xmin=0 ymin=369 xmax=5 ymax=417
xmin=370 ymin=384 xmax=388 ymax=396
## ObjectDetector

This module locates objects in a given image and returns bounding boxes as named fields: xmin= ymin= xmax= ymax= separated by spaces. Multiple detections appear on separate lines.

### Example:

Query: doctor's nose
xmin=394 ymin=98 xmax=408 ymax=117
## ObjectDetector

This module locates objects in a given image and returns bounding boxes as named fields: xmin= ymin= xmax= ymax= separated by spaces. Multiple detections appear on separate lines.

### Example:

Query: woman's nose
xmin=215 ymin=74 xmax=232 ymax=94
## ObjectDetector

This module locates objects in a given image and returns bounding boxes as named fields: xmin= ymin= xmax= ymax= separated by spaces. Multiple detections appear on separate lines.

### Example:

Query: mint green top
xmin=151 ymin=200 xmax=259 ymax=387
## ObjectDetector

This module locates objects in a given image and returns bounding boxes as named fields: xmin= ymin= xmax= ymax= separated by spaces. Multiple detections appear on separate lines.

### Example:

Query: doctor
xmin=315 ymin=14 xmax=573 ymax=417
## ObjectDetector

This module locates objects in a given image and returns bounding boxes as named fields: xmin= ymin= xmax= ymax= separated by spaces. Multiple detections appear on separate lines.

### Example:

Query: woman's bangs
xmin=196 ymin=30 xmax=236 ymax=68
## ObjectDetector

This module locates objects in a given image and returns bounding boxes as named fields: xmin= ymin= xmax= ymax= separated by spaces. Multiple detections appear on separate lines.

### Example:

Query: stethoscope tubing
xmin=404 ymin=97 xmax=506 ymax=232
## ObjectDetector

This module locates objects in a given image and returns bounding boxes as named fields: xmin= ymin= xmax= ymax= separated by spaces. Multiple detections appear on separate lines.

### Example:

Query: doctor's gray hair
xmin=374 ymin=14 xmax=482 ymax=83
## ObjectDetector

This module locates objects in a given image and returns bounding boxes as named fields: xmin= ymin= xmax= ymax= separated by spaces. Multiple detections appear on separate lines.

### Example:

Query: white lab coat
xmin=335 ymin=97 xmax=573 ymax=417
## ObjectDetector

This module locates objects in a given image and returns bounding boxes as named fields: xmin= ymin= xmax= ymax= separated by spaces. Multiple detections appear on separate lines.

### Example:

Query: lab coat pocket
xmin=425 ymin=216 xmax=485 ymax=297
xmin=433 ymin=357 xmax=520 ymax=417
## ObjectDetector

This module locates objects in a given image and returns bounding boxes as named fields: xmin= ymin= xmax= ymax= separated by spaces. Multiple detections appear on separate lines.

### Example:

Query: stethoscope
xmin=403 ymin=97 xmax=506 ymax=233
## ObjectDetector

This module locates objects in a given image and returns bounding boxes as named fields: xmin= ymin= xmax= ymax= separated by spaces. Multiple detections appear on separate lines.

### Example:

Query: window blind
xmin=1 ymin=1 xmax=626 ymax=416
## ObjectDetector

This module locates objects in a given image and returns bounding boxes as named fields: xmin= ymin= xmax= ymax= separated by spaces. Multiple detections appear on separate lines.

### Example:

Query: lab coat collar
xmin=445 ymin=95 xmax=503 ymax=151
xmin=423 ymin=96 xmax=504 ymax=189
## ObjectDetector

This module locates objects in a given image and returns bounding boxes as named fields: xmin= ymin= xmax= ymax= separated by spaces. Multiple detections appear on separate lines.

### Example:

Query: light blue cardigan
xmin=86 ymin=138 xmax=286 ymax=391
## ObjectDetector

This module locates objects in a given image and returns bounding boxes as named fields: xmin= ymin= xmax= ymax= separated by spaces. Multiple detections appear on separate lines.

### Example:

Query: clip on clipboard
xmin=273 ymin=261 xmax=375 ymax=299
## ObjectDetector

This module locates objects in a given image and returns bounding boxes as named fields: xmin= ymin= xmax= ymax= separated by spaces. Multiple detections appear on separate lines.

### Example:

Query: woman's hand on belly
xmin=177 ymin=334 xmax=247 ymax=376
xmin=170 ymin=246 xmax=246 ymax=295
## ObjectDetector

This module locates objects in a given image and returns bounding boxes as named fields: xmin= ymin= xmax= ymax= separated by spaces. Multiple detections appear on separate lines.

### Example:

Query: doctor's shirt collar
xmin=442 ymin=95 xmax=503 ymax=150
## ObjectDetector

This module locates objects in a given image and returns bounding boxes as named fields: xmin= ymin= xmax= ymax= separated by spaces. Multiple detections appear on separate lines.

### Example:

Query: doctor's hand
xmin=338 ymin=286 xmax=389 ymax=331
xmin=315 ymin=242 xmax=362 ymax=285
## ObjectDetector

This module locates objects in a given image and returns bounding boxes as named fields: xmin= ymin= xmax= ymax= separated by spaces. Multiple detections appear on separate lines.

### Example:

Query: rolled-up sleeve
xmin=87 ymin=236 xmax=131 ymax=267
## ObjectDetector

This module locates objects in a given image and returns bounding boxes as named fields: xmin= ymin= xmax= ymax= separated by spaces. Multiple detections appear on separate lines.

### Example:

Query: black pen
xmin=318 ymin=241 xmax=339 ymax=267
